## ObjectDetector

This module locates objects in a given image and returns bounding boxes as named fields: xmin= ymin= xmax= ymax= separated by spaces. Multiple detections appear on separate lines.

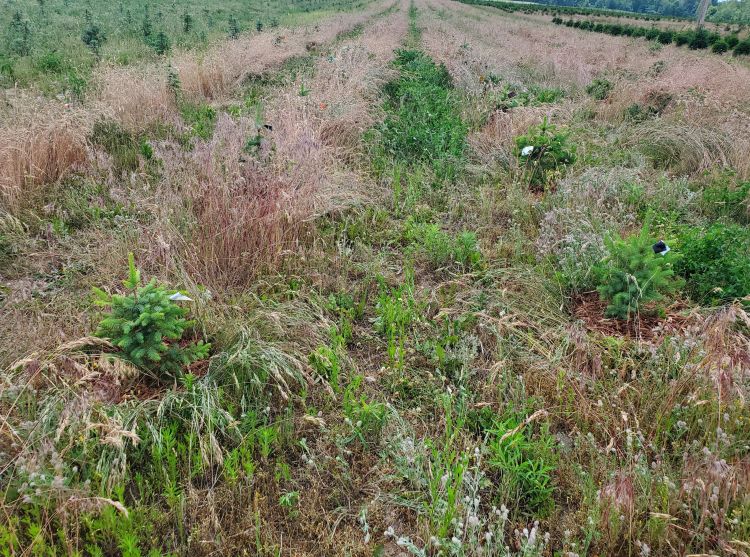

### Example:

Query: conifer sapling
xmin=594 ymin=226 xmax=682 ymax=319
xmin=94 ymin=253 xmax=209 ymax=379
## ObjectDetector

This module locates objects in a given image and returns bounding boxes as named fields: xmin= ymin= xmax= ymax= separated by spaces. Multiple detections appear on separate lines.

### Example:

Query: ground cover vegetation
xmin=2 ymin=0 xmax=750 ymax=555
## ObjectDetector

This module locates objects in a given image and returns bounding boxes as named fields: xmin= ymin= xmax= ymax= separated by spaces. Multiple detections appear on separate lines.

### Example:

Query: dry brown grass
xmin=0 ymin=101 xmax=89 ymax=213
xmin=420 ymin=0 xmax=750 ymax=180
xmin=0 ymin=4 xmax=394 ymax=218
xmin=149 ymin=4 xmax=408 ymax=289
xmin=156 ymin=113 xmax=329 ymax=288
xmin=174 ymin=0 xmax=394 ymax=103
xmin=95 ymin=66 xmax=178 ymax=132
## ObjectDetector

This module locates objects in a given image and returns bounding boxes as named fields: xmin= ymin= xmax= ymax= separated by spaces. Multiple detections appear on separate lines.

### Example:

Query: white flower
xmin=521 ymin=145 xmax=534 ymax=156
xmin=384 ymin=526 xmax=395 ymax=538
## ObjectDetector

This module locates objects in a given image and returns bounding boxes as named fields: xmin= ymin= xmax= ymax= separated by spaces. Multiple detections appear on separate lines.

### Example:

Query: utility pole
xmin=696 ymin=0 xmax=711 ymax=28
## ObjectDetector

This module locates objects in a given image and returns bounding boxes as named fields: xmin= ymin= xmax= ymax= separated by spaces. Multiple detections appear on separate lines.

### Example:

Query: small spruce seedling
xmin=594 ymin=226 xmax=681 ymax=319
xmin=94 ymin=253 xmax=209 ymax=379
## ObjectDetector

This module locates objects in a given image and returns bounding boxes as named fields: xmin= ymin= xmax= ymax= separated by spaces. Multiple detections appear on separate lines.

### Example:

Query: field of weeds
xmin=2 ymin=0 xmax=750 ymax=555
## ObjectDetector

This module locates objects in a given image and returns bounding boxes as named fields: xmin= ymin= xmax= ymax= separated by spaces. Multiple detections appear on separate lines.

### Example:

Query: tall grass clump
xmin=0 ymin=109 xmax=88 ymax=213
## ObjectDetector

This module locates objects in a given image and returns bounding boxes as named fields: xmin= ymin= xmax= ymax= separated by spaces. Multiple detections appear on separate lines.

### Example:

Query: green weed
xmin=675 ymin=222 xmax=750 ymax=304
xmin=342 ymin=375 xmax=387 ymax=446
xmin=373 ymin=272 xmax=420 ymax=369
xmin=376 ymin=49 xmax=467 ymax=182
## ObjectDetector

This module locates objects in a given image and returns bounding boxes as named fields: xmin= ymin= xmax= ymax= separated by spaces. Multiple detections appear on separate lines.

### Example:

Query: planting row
xmin=456 ymin=0 xmax=685 ymax=21
xmin=553 ymin=16 xmax=750 ymax=55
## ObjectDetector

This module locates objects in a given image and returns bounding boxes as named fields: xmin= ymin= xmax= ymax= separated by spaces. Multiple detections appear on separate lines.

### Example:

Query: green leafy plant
xmin=94 ymin=253 xmax=209 ymax=379
xmin=279 ymin=490 xmax=299 ymax=508
xmin=376 ymin=49 xmax=467 ymax=182
xmin=309 ymin=343 xmax=342 ymax=393
xmin=486 ymin=413 xmax=556 ymax=515
xmin=675 ymin=223 xmax=750 ymax=304
xmin=586 ymin=77 xmax=613 ymax=100
xmin=701 ymin=178 xmax=750 ymax=222
xmin=594 ymin=226 xmax=682 ymax=319
xmin=180 ymin=102 xmax=216 ymax=139
xmin=404 ymin=218 xmax=482 ymax=270
xmin=342 ymin=375 xmax=387 ymax=446
xmin=374 ymin=273 xmax=419 ymax=369
xmin=514 ymin=117 xmax=576 ymax=190
xmin=35 ymin=50 xmax=64 ymax=73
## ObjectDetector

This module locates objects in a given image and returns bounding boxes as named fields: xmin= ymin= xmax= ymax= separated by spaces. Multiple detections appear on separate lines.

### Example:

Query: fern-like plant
xmin=94 ymin=253 xmax=209 ymax=379
xmin=594 ymin=226 xmax=682 ymax=319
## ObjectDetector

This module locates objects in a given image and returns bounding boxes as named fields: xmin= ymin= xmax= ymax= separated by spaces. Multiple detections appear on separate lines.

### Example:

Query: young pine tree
xmin=81 ymin=10 xmax=106 ymax=57
xmin=141 ymin=9 xmax=152 ymax=38
xmin=228 ymin=15 xmax=240 ymax=39
xmin=594 ymin=226 xmax=682 ymax=320
xmin=8 ymin=11 xmax=32 ymax=57
xmin=94 ymin=253 xmax=209 ymax=380
xmin=151 ymin=30 xmax=171 ymax=55
xmin=182 ymin=12 xmax=193 ymax=33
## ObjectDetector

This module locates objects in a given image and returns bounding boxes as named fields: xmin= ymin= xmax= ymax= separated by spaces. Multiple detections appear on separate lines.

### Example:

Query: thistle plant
xmin=94 ymin=253 xmax=209 ymax=379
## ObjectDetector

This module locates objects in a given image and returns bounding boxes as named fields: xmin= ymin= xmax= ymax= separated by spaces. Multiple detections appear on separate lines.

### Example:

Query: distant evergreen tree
xmin=183 ymin=12 xmax=193 ymax=33
xmin=81 ymin=11 xmax=107 ymax=57
xmin=8 ymin=11 xmax=32 ymax=56
xmin=167 ymin=63 xmax=181 ymax=99
xmin=734 ymin=38 xmax=750 ymax=55
xmin=141 ymin=8 xmax=152 ymax=38
xmin=151 ymin=30 xmax=171 ymax=55
xmin=228 ymin=15 xmax=240 ymax=39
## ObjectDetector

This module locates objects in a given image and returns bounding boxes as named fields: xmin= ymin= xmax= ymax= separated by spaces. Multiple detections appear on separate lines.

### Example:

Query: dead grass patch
xmin=0 ymin=105 xmax=89 ymax=214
